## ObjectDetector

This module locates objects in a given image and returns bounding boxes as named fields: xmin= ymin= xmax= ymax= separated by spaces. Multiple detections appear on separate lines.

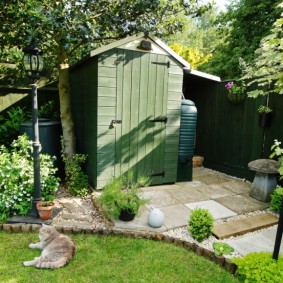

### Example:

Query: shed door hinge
xmin=151 ymin=171 xmax=165 ymax=177
xmin=151 ymin=61 xmax=170 ymax=68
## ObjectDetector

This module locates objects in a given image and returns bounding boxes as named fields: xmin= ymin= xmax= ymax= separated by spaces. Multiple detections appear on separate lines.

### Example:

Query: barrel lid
xmin=181 ymin=99 xmax=195 ymax=106
xmin=21 ymin=119 xmax=60 ymax=126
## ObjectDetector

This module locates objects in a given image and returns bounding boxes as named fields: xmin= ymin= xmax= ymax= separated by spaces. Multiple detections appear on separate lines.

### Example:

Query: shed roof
xmin=75 ymin=33 xmax=220 ymax=82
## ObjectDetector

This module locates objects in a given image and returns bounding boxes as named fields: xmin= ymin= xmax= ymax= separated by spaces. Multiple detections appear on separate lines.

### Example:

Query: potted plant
xmin=258 ymin=105 xmax=273 ymax=128
xmin=225 ymin=81 xmax=246 ymax=104
xmin=36 ymin=201 xmax=55 ymax=220
xmin=99 ymin=170 xmax=150 ymax=221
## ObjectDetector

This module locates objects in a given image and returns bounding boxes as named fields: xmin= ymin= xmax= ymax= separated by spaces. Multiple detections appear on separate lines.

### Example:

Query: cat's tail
xmin=36 ymin=258 xmax=68 ymax=269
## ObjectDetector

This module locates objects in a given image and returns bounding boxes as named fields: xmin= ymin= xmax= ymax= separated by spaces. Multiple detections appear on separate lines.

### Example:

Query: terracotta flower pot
xmin=36 ymin=202 xmax=54 ymax=220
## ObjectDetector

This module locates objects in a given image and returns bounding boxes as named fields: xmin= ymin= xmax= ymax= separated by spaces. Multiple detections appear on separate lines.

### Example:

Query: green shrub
xmin=0 ymin=107 xmax=30 ymax=147
xmin=99 ymin=170 xmax=150 ymax=218
xmin=270 ymin=140 xmax=283 ymax=213
xmin=188 ymin=208 xmax=214 ymax=242
xmin=61 ymin=139 xmax=89 ymax=197
xmin=0 ymin=134 xmax=59 ymax=222
xmin=270 ymin=186 xmax=283 ymax=213
xmin=38 ymin=100 xmax=59 ymax=120
xmin=213 ymin=242 xmax=234 ymax=256
xmin=231 ymin=252 xmax=283 ymax=283
xmin=270 ymin=139 xmax=283 ymax=179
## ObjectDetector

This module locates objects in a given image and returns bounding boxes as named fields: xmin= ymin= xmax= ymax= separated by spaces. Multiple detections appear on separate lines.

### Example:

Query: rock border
xmin=0 ymin=223 xmax=237 ymax=275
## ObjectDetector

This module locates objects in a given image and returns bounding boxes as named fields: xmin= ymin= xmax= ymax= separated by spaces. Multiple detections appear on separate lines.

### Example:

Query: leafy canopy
xmin=242 ymin=2 xmax=283 ymax=97
xmin=200 ymin=0 xmax=281 ymax=80
xmin=0 ymin=0 xmax=211 ymax=81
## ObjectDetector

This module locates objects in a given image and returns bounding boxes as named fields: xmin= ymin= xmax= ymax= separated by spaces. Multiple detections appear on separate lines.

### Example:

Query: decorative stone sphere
xmin=148 ymin=208 xmax=164 ymax=228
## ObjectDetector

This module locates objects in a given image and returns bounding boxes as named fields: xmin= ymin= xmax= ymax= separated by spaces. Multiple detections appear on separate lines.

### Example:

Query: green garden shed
xmin=70 ymin=33 xmax=219 ymax=189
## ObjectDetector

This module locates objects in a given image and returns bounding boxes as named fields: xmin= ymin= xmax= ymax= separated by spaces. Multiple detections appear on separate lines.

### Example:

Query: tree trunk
xmin=58 ymin=49 xmax=76 ymax=158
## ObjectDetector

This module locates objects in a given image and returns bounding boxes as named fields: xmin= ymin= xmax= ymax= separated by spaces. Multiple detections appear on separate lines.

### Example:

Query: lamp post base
xmin=7 ymin=215 xmax=46 ymax=225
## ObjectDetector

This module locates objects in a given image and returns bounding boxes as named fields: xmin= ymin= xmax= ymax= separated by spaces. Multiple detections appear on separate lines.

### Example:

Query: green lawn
xmin=0 ymin=232 xmax=240 ymax=283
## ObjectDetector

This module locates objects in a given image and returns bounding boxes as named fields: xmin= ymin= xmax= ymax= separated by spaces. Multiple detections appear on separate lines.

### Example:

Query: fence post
xmin=273 ymin=198 xmax=283 ymax=260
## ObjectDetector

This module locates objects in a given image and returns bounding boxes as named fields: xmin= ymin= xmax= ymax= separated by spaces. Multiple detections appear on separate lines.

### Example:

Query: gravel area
xmin=163 ymin=209 xmax=279 ymax=259
xmin=55 ymin=177 xmax=279 ymax=260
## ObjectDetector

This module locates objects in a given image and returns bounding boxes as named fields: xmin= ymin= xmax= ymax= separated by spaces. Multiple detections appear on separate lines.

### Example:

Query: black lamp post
xmin=22 ymin=41 xmax=44 ymax=218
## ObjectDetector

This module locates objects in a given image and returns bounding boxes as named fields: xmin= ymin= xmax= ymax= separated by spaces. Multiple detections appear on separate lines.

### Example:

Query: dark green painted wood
xmin=96 ymin=50 xmax=118 ymax=188
xmin=185 ymin=78 xmax=283 ymax=181
xmin=70 ymin=46 xmax=182 ymax=189
xmin=70 ymin=57 xmax=98 ymax=187
xmin=115 ymin=50 xmax=169 ymax=184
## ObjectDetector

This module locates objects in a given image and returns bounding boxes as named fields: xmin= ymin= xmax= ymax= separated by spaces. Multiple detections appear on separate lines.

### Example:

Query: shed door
xmin=115 ymin=49 xmax=169 ymax=184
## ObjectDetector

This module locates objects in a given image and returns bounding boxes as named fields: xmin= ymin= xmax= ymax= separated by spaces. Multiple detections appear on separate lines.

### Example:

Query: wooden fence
xmin=0 ymin=86 xmax=59 ymax=115
xmin=184 ymin=77 xmax=283 ymax=181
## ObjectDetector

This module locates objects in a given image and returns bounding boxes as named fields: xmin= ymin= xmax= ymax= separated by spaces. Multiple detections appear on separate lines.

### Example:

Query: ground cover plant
xmin=232 ymin=252 xmax=283 ymax=283
xmin=0 ymin=232 xmax=239 ymax=283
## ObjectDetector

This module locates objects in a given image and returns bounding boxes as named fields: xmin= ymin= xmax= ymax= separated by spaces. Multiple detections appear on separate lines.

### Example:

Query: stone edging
xmin=0 ymin=223 xmax=237 ymax=274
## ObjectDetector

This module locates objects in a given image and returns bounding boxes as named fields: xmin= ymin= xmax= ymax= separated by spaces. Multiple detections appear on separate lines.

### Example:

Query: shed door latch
xmin=111 ymin=120 xmax=122 ymax=128
xmin=149 ymin=117 xmax=167 ymax=124
xmin=151 ymin=61 xmax=170 ymax=68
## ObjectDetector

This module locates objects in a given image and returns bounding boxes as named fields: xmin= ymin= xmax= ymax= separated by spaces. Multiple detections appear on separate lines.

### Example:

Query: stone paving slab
xmin=194 ymin=174 xmax=232 ymax=185
xmin=160 ymin=204 xmax=191 ymax=229
xmin=60 ymin=213 xmax=92 ymax=222
xmin=185 ymin=200 xmax=237 ymax=220
xmin=213 ymin=213 xmax=279 ymax=239
xmin=141 ymin=184 xmax=181 ymax=192
xmin=58 ymin=199 xmax=81 ymax=213
xmin=220 ymin=180 xmax=251 ymax=194
xmin=167 ymin=186 xmax=209 ymax=204
xmin=73 ymin=198 xmax=94 ymax=212
xmin=215 ymin=194 xmax=269 ymax=214
xmin=225 ymin=225 xmax=283 ymax=256
xmin=112 ymin=206 xmax=167 ymax=232
xmin=140 ymin=190 xmax=179 ymax=207
xmin=195 ymin=184 xmax=236 ymax=199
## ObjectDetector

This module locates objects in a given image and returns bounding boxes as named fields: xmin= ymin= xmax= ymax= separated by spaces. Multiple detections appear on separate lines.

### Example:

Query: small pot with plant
xmin=258 ymin=105 xmax=273 ymax=128
xmin=225 ymin=81 xmax=246 ymax=104
xmin=36 ymin=201 xmax=55 ymax=220
xmin=99 ymin=170 xmax=150 ymax=221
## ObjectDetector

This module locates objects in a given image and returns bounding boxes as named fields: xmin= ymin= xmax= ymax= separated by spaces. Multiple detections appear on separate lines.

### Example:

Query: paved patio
xmin=113 ymin=167 xmax=269 ymax=232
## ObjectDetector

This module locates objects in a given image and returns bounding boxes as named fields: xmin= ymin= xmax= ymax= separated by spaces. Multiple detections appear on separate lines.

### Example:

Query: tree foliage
xmin=200 ymin=0 xmax=282 ymax=80
xmin=166 ymin=5 xmax=220 ymax=70
xmin=0 ymin=0 xmax=211 ymax=157
xmin=170 ymin=43 xmax=212 ymax=69
xmin=242 ymin=2 xmax=283 ymax=97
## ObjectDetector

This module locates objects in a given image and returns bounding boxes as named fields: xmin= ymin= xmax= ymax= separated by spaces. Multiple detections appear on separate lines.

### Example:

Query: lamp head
xmin=23 ymin=41 xmax=43 ymax=79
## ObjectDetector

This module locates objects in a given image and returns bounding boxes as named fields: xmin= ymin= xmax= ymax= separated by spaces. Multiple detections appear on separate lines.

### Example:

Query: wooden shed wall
xmin=70 ymin=57 xmax=98 ymax=187
xmin=71 ymin=46 xmax=183 ymax=189
xmin=96 ymin=49 xmax=117 ymax=189
xmin=165 ymin=57 xmax=183 ymax=182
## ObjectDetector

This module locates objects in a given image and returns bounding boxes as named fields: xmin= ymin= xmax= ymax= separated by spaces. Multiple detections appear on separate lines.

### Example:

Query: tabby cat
xmin=23 ymin=224 xmax=76 ymax=269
